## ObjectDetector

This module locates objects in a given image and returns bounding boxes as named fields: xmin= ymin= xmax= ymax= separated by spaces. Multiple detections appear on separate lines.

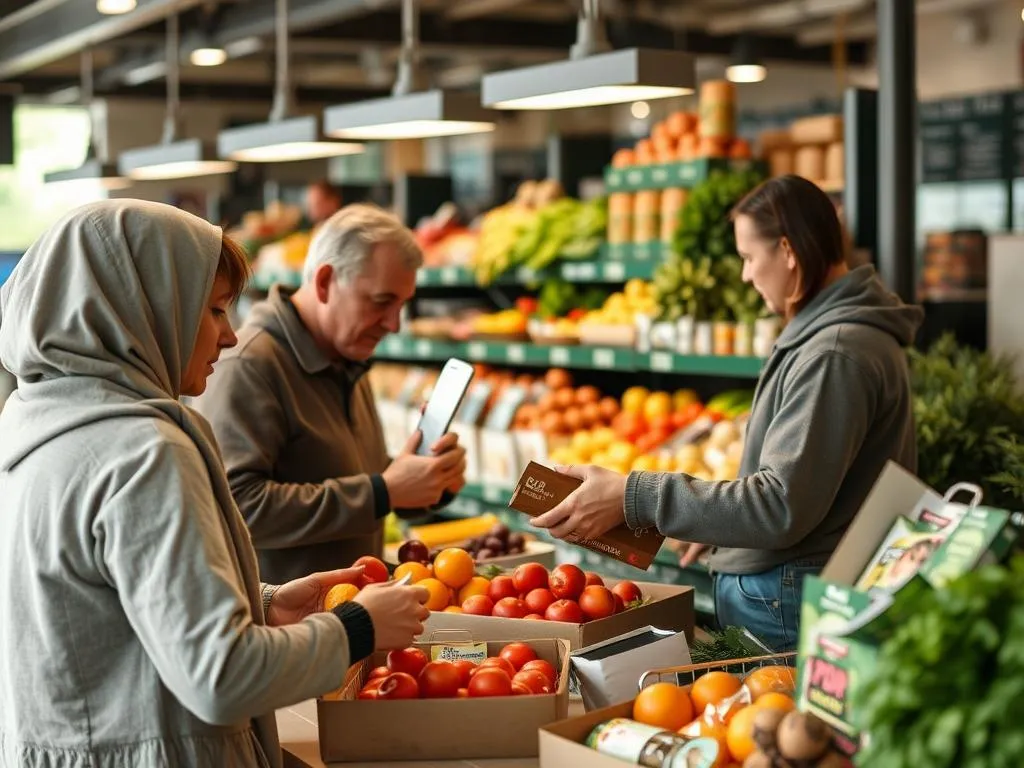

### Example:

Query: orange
xmin=393 ymin=561 xmax=432 ymax=584
xmin=755 ymin=692 xmax=796 ymax=713
xmin=632 ymin=683 xmax=694 ymax=731
xmin=642 ymin=391 xmax=672 ymax=422
xmin=690 ymin=671 xmax=742 ymax=716
xmin=725 ymin=705 xmax=759 ymax=762
xmin=323 ymin=583 xmax=359 ymax=611
xmin=433 ymin=548 xmax=476 ymax=589
xmin=621 ymin=387 xmax=649 ymax=416
xmin=744 ymin=666 xmax=796 ymax=700
xmin=444 ymin=606 xmax=464 ymax=614
xmin=418 ymin=578 xmax=451 ymax=611
xmin=458 ymin=576 xmax=492 ymax=604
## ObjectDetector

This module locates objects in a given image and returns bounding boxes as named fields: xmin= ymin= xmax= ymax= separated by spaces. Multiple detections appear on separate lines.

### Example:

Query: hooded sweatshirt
xmin=0 ymin=201 xmax=357 ymax=768
xmin=625 ymin=265 xmax=924 ymax=574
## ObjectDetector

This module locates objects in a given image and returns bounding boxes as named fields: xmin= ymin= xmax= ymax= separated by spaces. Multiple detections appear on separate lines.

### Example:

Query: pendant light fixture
xmin=726 ymin=37 xmax=767 ymax=84
xmin=322 ymin=0 xmax=496 ymax=141
xmin=45 ymin=49 xmax=131 ymax=191
xmin=217 ymin=0 xmax=363 ymax=162
xmin=481 ymin=0 xmax=695 ymax=110
xmin=119 ymin=14 xmax=238 ymax=180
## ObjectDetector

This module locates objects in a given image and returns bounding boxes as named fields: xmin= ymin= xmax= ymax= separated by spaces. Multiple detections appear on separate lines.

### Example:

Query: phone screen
xmin=416 ymin=359 xmax=474 ymax=456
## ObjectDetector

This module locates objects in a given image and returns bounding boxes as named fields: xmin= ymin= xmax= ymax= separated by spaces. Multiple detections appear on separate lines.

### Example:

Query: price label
xmin=677 ymin=163 xmax=698 ymax=184
xmin=651 ymin=166 xmax=670 ymax=186
xmin=606 ymin=169 xmax=623 ymax=189
xmin=626 ymin=169 xmax=644 ymax=187
xmin=516 ymin=267 xmax=537 ymax=282
xmin=431 ymin=642 xmax=489 ymax=664
xmin=650 ymin=351 xmax=673 ymax=372
xmin=507 ymin=344 xmax=526 ymax=363
xmin=440 ymin=267 xmax=459 ymax=285
xmin=592 ymin=348 xmax=616 ymax=369
xmin=415 ymin=272 xmax=427 ymax=286
xmin=467 ymin=342 xmax=487 ymax=359
xmin=603 ymin=262 xmax=625 ymax=281
xmin=414 ymin=340 xmax=432 ymax=357
xmin=561 ymin=263 xmax=579 ymax=280
xmin=575 ymin=263 xmax=596 ymax=280
xmin=550 ymin=346 xmax=570 ymax=366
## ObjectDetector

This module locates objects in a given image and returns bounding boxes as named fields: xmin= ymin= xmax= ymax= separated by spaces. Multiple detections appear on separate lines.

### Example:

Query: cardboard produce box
xmin=423 ymin=580 xmax=694 ymax=650
xmin=539 ymin=700 xmax=636 ymax=768
xmin=318 ymin=637 xmax=571 ymax=762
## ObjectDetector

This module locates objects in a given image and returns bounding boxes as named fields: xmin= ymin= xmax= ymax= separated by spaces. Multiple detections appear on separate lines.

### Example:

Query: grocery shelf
xmin=375 ymin=335 xmax=765 ymax=378
xmin=604 ymin=158 xmax=769 ymax=193
xmin=415 ymin=247 xmax=664 ymax=288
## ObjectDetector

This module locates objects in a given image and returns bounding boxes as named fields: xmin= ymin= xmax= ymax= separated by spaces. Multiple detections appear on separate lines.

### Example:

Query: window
xmin=0 ymin=104 xmax=106 ymax=251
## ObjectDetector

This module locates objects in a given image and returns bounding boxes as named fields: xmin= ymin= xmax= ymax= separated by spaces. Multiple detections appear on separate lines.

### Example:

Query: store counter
xmin=277 ymin=700 xmax=564 ymax=768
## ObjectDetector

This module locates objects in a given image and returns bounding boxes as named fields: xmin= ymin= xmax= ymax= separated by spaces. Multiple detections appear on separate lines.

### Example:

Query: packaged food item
xmin=660 ymin=188 xmax=688 ymax=244
xmin=854 ymin=517 xmax=946 ymax=593
xmin=609 ymin=193 xmax=635 ymax=245
xmin=824 ymin=142 xmax=844 ymax=184
xmin=634 ymin=190 xmax=662 ymax=244
xmin=794 ymin=145 xmax=825 ymax=181
xmin=768 ymin=149 xmax=793 ymax=177
xmin=587 ymin=718 xmax=722 ymax=767
xmin=698 ymin=80 xmax=736 ymax=140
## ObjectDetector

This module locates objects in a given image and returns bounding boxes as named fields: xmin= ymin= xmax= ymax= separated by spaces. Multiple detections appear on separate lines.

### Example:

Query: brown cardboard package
xmin=317 ymin=638 xmax=571 ymax=762
xmin=423 ymin=580 xmax=694 ymax=650
xmin=508 ymin=462 xmax=666 ymax=569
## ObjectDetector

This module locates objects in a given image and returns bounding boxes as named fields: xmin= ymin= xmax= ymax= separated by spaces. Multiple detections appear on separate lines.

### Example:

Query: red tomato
xmin=492 ymin=597 xmax=528 ymax=619
xmin=521 ymin=659 xmax=557 ymax=687
xmin=613 ymin=593 xmax=625 ymax=614
xmin=452 ymin=659 xmax=476 ymax=688
xmin=578 ymin=585 xmax=616 ymax=621
xmin=474 ymin=657 xmax=516 ymax=679
xmin=524 ymin=588 xmax=555 ymax=615
xmin=511 ymin=682 xmax=532 ymax=696
xmin=681 ymin=402 xmax=704 ymax=424
xmin=461 ymin=594 xmax=495 ymax=616
xmin=524 ymin=613 xmax=545 ymax=620
xmin=584 ymin=572 xmax=605 ymax=587
xmin=549 ymin=564 xmax=586 ymax=600
xmin=418 ymin=660 xmax=461 ymax=698
xmin=367 ymin=665 xmax=390 ymax=681
xmin=468 ymin=668 xmax=512 ymax=697
xmin=376 ymin=672 xmax=419 ymax=699
xmin=359 ymin=677 xmax=385 ymax=699
xmin=545 ymin=599 xmax=584 ymax=623
xmin=487 ymin=575 xmax=519 ymax=603
xmin=386 ymin=647 xmax=427 ymax=678
xmin=353 ymin=555 xmax=389 ymax=588
xmin=512 ymin=669 xmax=552 ymax=695
xmin=457 ymin=688 xmax=469 ymax=698
xmin=499 ymin=642 xmax=538 ymax=672
xmin=611 ymin=581 xmax=643 ymax=605
xmin=512 ymin=562 xmax=549 ymax=594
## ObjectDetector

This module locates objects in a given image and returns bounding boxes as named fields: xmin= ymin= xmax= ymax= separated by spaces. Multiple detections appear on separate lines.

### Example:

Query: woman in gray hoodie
xmin=531 ymin=176 xmax=923 ymax=652
xmin=0 ymin=200 xmax=429 ymax=767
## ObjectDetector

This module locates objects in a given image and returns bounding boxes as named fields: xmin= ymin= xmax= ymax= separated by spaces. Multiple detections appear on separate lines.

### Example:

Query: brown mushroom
xmin=815 ymin=751 xmax=850 ymax=768
xmin=742 ymin=752 xmax=774 ymax=768
xmin=753 ymin=706 xmax=787 ymax=751
xmin=776 ymin=711 xmax=832 ymax=762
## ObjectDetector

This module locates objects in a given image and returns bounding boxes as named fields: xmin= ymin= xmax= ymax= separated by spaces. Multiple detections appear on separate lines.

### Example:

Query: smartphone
xmin=415 ymin=358 xmax=475 ymax=456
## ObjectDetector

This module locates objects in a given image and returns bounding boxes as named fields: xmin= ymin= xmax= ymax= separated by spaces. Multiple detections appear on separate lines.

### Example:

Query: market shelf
xmin=415 ymin=247 xmax=664 ymax=288
xmin=604 ymin=158 xmax=769 ymax=193
xmin=374 ymin=335 xmax=765 ymax=378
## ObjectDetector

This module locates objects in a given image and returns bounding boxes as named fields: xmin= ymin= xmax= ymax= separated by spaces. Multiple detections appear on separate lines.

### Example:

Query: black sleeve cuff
xmin=370 ymin=474 xmax=391 ymax=520
xmin=332 ymin=601 xmax=375 ymax=664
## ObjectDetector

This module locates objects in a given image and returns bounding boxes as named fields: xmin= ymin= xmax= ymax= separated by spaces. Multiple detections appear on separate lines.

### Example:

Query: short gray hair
xmin=302 ymin=203 xmax=423 ymax=285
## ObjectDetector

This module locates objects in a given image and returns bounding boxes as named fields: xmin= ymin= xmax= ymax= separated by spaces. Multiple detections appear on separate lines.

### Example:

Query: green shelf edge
xmin=604 ymin=158 xmax=769 ymax=193
xmin=374 ymin=337 xmax=764 ymax=378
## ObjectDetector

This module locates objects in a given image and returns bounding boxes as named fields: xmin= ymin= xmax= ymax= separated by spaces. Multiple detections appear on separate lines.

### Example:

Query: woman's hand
xmin=266 ymin=566 xmax=364 ymax=626
xmin=528 ymin=465 xmax=628 ymax=541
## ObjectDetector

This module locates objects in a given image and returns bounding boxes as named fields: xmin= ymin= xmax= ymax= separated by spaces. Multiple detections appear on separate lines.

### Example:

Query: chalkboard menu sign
xmin=920 ymin=93 xmax=1010 ymax=183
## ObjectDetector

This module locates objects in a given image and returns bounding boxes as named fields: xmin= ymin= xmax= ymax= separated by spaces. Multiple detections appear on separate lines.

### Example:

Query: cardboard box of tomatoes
xmin=318 ymin=637 xmax=571 ymax=762
xmin=423 ymin=563 xmax=694 ymax=651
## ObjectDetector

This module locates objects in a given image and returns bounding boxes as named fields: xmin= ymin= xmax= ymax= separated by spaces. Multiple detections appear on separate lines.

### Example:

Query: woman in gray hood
xmin=531 ymin=175 xmax=924 ymax=652
xmin=0 ymin=200 xmax=428 ymax=767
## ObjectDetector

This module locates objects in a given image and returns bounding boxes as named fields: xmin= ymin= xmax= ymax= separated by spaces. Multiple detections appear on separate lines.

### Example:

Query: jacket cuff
xmin=332 ymin=601 xmax=375 ymax=664
xmin=432 ymin=489 xmax=455 ymax=510
xmin=370 ymin=474 xmax=391 ymax=520
xmin=625 ymin=471 xmax=660 ymax=531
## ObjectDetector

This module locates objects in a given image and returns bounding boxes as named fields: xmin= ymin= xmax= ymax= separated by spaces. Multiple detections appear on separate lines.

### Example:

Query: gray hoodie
xmin=0 ymin=201 xmax=352 ymax=768
xmin=625 ymin=265 xmax=924 ymax=574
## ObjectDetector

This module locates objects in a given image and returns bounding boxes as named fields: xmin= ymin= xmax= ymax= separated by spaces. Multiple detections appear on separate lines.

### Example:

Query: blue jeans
xmin=713 ymin=562 xmax=823 ymax=653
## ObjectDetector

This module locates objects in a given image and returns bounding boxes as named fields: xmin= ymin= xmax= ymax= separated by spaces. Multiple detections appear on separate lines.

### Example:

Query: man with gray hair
xmin=195 ymin=204 xmax=466 ymax=583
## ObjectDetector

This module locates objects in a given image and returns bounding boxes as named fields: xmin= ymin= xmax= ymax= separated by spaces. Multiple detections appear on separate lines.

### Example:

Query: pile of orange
xmin=393 ymin=548 xmax=477 ymax=612
xmin=631 ymin=665 xmax=797 ymax=765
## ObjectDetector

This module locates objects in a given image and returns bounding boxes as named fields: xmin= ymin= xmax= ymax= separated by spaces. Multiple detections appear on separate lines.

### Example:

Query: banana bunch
xmin=472 ymin=203 xmax=538 ymax=285
xmin=653 ymin=255 xmax=717 ymax=322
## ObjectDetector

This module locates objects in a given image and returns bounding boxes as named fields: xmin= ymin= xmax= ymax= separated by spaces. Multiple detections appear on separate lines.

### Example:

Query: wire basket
xmin=638 ymin=651 xmax=797 ymax=691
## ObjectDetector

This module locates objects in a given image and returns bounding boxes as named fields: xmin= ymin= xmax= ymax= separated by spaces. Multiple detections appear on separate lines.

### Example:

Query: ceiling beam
xmin=707 ymin=0 xmax=869 ymax=36
xmin=796 ymin=0 xmax=1007 ymax=45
